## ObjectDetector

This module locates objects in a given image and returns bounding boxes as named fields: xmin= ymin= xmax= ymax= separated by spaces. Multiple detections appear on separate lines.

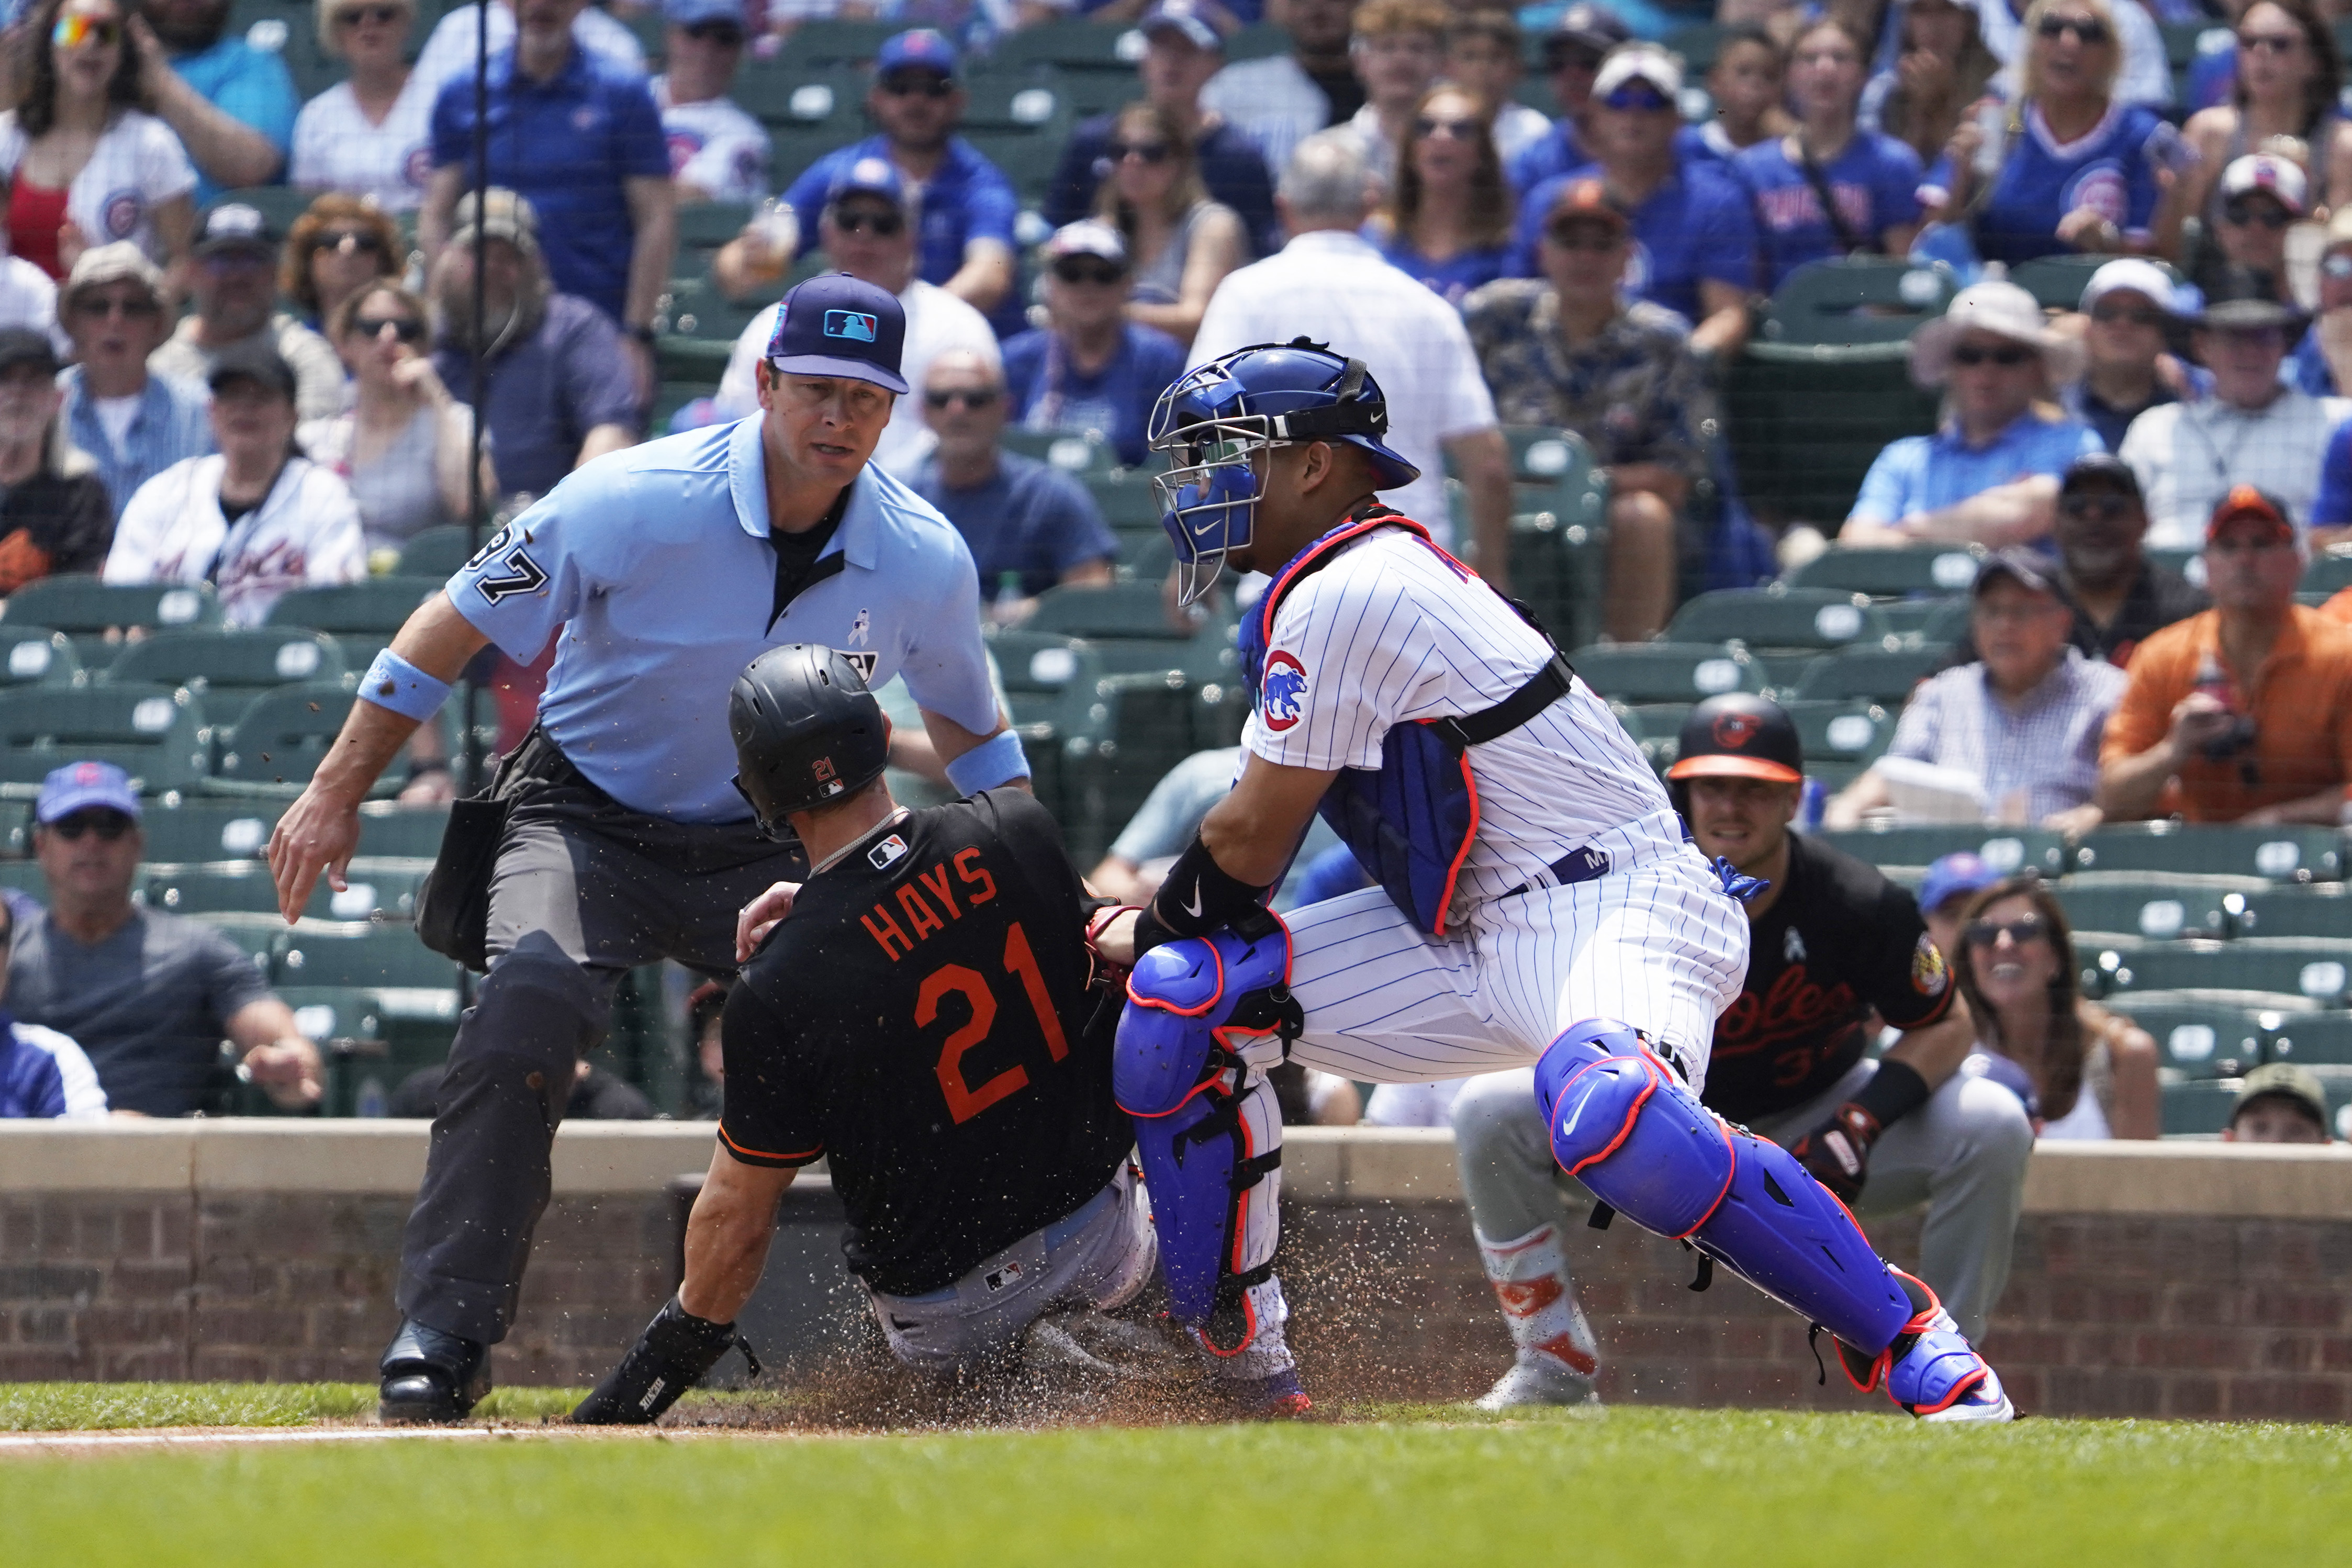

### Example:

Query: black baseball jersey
xmin=1704 ymin=832 xmax=1955 ymax=1122
xmin=717 ymin=788 xmax=1132 ymax=1297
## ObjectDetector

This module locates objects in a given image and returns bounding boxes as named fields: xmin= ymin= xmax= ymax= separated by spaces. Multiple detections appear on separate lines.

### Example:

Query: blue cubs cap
xmin=36 ymin=760 xmax=141 ymax=825
xmin=876 ymin=27 xmax=957 ymax=79
xmin=766 ymin=273 xmax=909 ymax=395
xmin=826 ymin=155 xmax=911 ymax=211
xmin=1919 ymin=852 xmax=2000 ymax=917
xmin=662 ymin=0 xmax=745 ymax=26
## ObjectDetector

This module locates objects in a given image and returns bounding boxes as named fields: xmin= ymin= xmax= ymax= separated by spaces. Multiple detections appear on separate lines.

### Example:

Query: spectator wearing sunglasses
xmin=2040 ymin=453 xmax=2205 ymax=665
xmin=2062 ymin=257 xmax=2191 ymax=454
xmin=2160 ymin=0 xmax=2351 ymax=260
xmin=908 ymin=350 xmax=1116 ymax=622
xmin=1506 ymin=46 xmax=1760 ymax=363
xmin=1464 ymin=180 xmax=1712 ymax=641
xmin=2187 ymin=152 xmax=2304 ymax=305
xmin=2101 ymin=485 xmax=2352 ymax=824
xmin=2118 ymin=269 xmax=2346 ymax=548
xmin=7 ymin=761 xmax=323 ymax=1118
xmin=771 ymin=30 xmax=1020 ymax=334
xmin=1000 ymin=219 xmax=1185 ymax=468
xmin=714 ymin=159 xmax=999 ymax=476
xmin=148 ymin=203 xmax=347 ymax=421
xmin=1334 ymin=0 xmax=1447 ymax=202
xmin=1201 ymin=0 xmax=1370 ymax=183
xmin=1093 ymin=100 xmax=1242 ymax=348
xmin=290 ymin=0 xmax=435 ymax=211
xmin=0 ymin=0 xmax=198 ymax=281
xmin=0 ymin=328 xmax=114 ymax=597
xmin=55 ymin=242 xmax=211 ymax=519
xmin=281 ymin=194 xmax=404 ymax=332
xmin=1503 ymin=3 xmax=1630 ymax=199
xmin=1735 ymin=18 xmax=1923 ymax=292
xmin=1369 ymin=84 xmax=1511 ymax=306
xmin=1825 ymin=548 xmax=2126 ymax=834
xmin=1965 ymin=0 xmax=2173 ymax=112
xmin=1843 ymin=281 xmax=2101 ymax=549
xmin=1921 ymin=0 xmax=2180 ymax=268
xmin=300 ymin=282 xmax=484 ymax=556
xmin=0 ymin=892 xmax=108 ymax=1119
xmin=653 ymin=0 xmax=769 ymax=206
xmin=422 ymin=0 xmax=675 ymax=402
xmin=1044 ymin=2 xmax=1281 ymax=262
xmin=2288 ymin=203 xmax=2352 ymax=395
xmin=1443 ymin=9 xmax=1550 ymax=167
xmin=1953 ymin=876 xmax=2158 ymax=1141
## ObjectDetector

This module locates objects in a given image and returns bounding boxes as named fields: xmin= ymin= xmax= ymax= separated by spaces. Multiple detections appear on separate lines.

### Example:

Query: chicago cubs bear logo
xmin=101 ymin=191 xmax=143 ymax=240
xmin=1262 ymin=650 xmax=1308 ymax=732
xmin=1712 ymin=711 xmax=1763 ymax=749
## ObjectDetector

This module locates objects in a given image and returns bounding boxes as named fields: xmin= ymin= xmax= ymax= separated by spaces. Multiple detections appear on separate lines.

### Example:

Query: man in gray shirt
xmin=6 ymin=762 xmax=321 ymax=1117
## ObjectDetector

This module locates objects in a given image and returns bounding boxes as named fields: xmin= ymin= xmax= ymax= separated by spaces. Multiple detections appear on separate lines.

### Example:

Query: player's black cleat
xmin=378 ymin=1319 xmax=490 ymax=1425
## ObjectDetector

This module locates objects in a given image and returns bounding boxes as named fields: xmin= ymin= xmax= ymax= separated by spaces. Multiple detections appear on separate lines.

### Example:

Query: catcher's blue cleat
xmin=1840 ymin=1272 xmax=2016 ymax=1423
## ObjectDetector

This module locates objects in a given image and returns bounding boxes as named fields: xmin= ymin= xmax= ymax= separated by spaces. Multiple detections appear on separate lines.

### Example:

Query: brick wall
xmin=7 ymin=1182 xmax=2349 ymax=1420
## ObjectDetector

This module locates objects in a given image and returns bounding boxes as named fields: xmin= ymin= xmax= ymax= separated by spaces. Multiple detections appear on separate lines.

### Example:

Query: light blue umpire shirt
xmin=444 ymin=414 xmax=999 ymax=823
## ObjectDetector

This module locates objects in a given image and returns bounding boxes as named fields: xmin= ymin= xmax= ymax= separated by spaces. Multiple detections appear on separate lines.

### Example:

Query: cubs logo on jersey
xmin=1261 ymin=651 xmax=1308 ymax=732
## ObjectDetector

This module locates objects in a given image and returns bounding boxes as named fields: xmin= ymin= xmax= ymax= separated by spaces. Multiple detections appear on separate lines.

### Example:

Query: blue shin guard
xmin=1116 ymin=916 xmax=1299 ymax=1350
xmin=1535 ymin=1022 xmax=1914 ymax=1359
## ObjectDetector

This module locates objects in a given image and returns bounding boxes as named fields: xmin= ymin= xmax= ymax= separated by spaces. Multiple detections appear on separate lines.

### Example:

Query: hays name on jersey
xmin=858 ymin=847 xmax=1000 ymax=962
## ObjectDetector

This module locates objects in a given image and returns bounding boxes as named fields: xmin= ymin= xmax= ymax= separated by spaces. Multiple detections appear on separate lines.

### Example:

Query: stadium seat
xmin=275 ymin=925 xmax=463 ymax=998
xmin=2079 ymin=938 xmax=2351 ymax=1008
xmin=675 ymin=200 xmax=755 ymax=253
xmin=989 ymin=19 xmax=1145 ymax=71
xmin=2009 ymin=253 xmax=2176 ymax=313
xmin=1088 ymin=469 xmax=1165 ymax=531
xmin=1570 ymin=642 xmax=1764 ymax=704
xmin=213 ymin=682 xmax=377 ymax=792
xmin=0 ymin=683 xmax=211 ymax=794
xmin=786 ymin=18 xmax=898 ymax=64
xmin=1813 ymin=824 xmax=2072 ymax=881
xmin=1502 ymin=427 xmax=1608 ymax=528
xmin=3 ymin=576 xmax=221 ymax=664
xmin=105 ymin=629 xmax=349 ymax=705
xmin=1026 ymin=581 xmax=1234 ymax=681
xmin=2264 ymin=1010 xmax=2352 ymax=1067
xmin=736 ymin=60 xmax=866 ymax=129
xmin=1782 ymin=699 xmax=1895 ymax=766
xmin=0 ymin=859 xmax=49 ymax=900
xmin=209 ymin=185 xmax=315 ymax=234
xmin=2301 ymin=551 xmax=2352 ymax=598
xmin=659 ymin=276 xmax=769 ymax=382
xmin=396 ymin=525 xmax=478 ymax=579
xmin=2159 ymin=1078 xmax=2241 ymax=1135
xmin=2072 ymin=823 xmax=2344 ymax=884
xmin=2055 ymin=881 xmax=2231 ymax=943
xmin=1509 ymin=509 xmax=1608 ymax=653
xmin=350 ymin=802 xmax=452 ymax=863
xmin=148 ymin=860 xmax=422 ymax=923
xmin=1791 ymin=642 xmax=1952 ymax=703
xmin=2109 ymin=997 xmax=2267 ymax=1078
xmin=1758 ymin=257 xmax=1957 ymax=346
xmin=2213 ymin=883 xmax=2352 ymax=940
xmin=0 ymin=626 xmax=78 ymax=688
xmin=1726 ymin=343 xmax=1939 ymax=527
xmin=1664 ymin=589 xmax=1894 ymax=692
xmin=1787 ymin=545 xmax=1986 ymax=598
xmin=263 ymin=577 xmax=442 ymax=666
xmin=133 ymin=799 xmax=284 ymax=862
xmin=272 ymin=985 xmax=398 ymax=1117
xmin=1001 ymin=429 xmax=1117 ymax=477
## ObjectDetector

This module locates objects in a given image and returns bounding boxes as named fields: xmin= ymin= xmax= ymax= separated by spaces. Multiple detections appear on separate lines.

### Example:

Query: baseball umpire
xmin=1450 ymin=695 xmax=2033 ymax=1408
xmin=573 ymin=646 xmax=1311 ymax=1424
xmin=1107 ymin=340 xmax=2014 ymax=1421
xmin=267 ymin=275 xmax=1031 ymax=1423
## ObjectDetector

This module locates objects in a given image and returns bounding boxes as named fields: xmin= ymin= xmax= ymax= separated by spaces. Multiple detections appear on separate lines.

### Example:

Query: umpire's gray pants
xmin=1449 ymin=1059 xmax=2034 ymax=1341
xmin=395 ymin=776 xmax=805 ymax=1345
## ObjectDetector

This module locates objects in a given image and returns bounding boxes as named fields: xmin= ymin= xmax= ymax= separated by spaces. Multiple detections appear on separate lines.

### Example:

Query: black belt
xmin=1503 ymin=822 xmax=1696 ymax=901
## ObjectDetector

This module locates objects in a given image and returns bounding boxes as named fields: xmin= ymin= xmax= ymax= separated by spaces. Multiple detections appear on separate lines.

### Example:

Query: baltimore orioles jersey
xmin=1705 ymin=831 xmax=1954 ymax=1121
xmin=1242 ymin=521 xmax=1685 ymax=917
xmin=716 ymin=788 xmax=1132 ymax=1298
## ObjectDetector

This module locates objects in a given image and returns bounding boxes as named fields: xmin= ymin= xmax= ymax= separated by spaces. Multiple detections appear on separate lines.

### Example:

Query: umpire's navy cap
xmin=765 ymin=273 xmax=909 ymax=395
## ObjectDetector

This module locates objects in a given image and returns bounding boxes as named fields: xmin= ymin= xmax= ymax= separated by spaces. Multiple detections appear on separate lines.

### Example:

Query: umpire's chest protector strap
xmin=1240 ymin=506 xmax=1573 ymax=938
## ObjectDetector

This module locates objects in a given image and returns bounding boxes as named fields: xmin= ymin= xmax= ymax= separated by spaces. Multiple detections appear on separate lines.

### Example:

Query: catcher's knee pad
xmin=1536 ymin=1021 xmax=1913 ymax=1356
xmin=1117 ymin=921 xmax=1296 ymax=1347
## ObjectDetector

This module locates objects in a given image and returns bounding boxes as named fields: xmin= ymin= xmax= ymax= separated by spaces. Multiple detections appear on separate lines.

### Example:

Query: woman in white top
xmin=1093 ymin=101 xmax=1242 ymax=350
xmin=0 ymin=0 xmax=195 ymax=281
xmin=298 ymin=281 xmax=484 ymax=558
xmin=1955 ymin=876 xmax=2160 ymax=1140
xmin=106 ymin=347 xmax=365 ymax=627
xmin=290 ymin=0 xmax=437 ymax=213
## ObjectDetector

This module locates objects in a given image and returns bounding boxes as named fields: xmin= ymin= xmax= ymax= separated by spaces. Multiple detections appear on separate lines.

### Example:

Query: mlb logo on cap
xmin=825 ymin=310 xmax=878 ymax=343
xmin=765 ymin=274 xmax=909 ymax=395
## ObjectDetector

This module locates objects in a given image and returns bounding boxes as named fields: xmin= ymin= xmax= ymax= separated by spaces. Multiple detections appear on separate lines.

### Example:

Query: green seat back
xmin=0 ymin=682 xmax=211 ymax=791
xmin=3 ymin=575 xmax=221 ymax=636
xmin=0 ymin=626 xmax=79 ymax=687
xmin=1760 ymin=257 xmax=1957 ymax=347
xmin=1567 ymin=642 xmax=1765 ymax=704
xmin=215 ymin=681 xmax=365 ymax=786
xmin=2106 ymin=997 xmax=2268 ymax=1078
xmin=105 ymin=628 xmax=348 ymax=702
xmin=1811 ymin=824 xmax=2072 ymax=880
xmin=2073 ymin=824 xmax=2345 ymax=883
xmin=2008 ymin=253 xmax=2176 ymax=313
xmin=2055 ymin=882 xmax=2232 ymax=943
xmin=1788 ymin=546 xmax=1987 ymax=598
xmin=1792 ymin=643 xmax=1952 ymax=703
xmin=1666 ymin=587 xmax=1894 ymax=653
xmin=397 ymin=525 xmax=478 ymax=579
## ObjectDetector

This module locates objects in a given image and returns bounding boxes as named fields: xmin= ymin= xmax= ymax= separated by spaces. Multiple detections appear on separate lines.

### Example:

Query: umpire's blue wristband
xmin=945 ymin=729 xmax=1030 ymax=796
xmin=359 ymin=648 xmax=454 ymax=723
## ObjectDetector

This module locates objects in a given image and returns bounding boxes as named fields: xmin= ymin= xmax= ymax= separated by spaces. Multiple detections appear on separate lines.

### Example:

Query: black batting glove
xmin=1790 ymin=1102 xmax=1882 ymax=1205
xmin=569 ymin=1296 xmax=757 ymax=1426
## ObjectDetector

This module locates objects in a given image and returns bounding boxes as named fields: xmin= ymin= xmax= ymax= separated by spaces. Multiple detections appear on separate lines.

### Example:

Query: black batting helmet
xmin=729 ymin=644 xmax=890 ymax=834
xmin=1665 ymin=694 xmax=1802 ymax=811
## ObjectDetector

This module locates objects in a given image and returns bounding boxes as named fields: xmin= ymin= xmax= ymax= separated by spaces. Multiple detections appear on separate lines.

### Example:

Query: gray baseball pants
xmin=1449 ymin=1057 xmax=2034 ymax=1340
xmin=395 ymin=770 xmax=805 ymax=1346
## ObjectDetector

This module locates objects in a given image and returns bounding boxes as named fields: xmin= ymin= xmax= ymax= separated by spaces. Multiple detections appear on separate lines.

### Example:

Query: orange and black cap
xmin=1666 ymin=693 xmax=1804 ymax=785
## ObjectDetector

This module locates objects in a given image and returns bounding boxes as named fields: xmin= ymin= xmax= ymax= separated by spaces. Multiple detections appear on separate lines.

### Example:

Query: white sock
xmin=1476 ymin=1224 xmax=1599 ymax=1377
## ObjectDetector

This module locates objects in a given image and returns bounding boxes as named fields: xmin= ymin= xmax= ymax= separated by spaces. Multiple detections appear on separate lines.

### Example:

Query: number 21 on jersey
xmin=916 ymin=922 xmax=1067 ymax=1124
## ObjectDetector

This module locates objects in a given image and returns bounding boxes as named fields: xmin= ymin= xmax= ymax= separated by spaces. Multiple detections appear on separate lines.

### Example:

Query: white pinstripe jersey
xmin=1243 ymin=524 xmax=1684 ymax=916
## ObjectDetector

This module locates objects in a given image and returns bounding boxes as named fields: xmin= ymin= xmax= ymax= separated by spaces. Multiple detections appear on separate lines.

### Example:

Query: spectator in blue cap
xmin=1504 ymin=2 xmax=1630 ymax=196
xmin=7 ymin=761 xmax=322 ymax=1116
xmin=714 ymin=158 xmax=999 ymax=475
xmin=422 ymin=0 xmax=676 ymax=397
xmin=654 ymin=0 xmax=770 ymax=205
xmin=1000 ymin=219 xmax=1186 ymax=467
xmin=768 ymin=29 xmax=1021 ymax=335
xmin=1044 ymin=2 xmax=1281 ymax=259
xmin=1916 ymin=851 xmax=2002 ymax=962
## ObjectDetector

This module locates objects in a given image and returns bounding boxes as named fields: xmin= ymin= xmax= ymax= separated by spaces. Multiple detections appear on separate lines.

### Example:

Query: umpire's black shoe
xmin=378 ymin=1319 xmax=491 ymax=1425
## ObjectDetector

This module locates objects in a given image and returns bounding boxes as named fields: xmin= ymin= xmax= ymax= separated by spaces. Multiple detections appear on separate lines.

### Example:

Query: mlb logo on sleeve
xmin=825 ymin=310 xmax=879 ymax=343
xmin=1262 ymin=650 xmax=1308 ymax=732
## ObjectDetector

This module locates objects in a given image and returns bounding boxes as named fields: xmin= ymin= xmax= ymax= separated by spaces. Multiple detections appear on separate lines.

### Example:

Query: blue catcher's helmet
xmin=1148 ymin=339 xmax=1421 ymax=606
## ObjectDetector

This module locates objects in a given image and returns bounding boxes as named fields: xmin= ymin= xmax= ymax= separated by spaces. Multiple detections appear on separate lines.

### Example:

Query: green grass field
xmin=4 ymin=1386 xmax=2347 ymax=1567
